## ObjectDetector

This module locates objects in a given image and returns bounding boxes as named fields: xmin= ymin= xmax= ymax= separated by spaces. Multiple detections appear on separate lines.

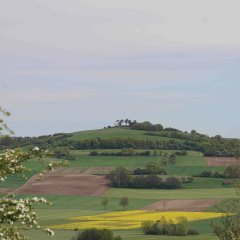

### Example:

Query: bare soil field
xmin=14 ymin=168 xmax=109 ymax=196
xmin=207 ymin=157 xmax=240 ymax=166
xmin=142 ymin=199 xmax=220 ymax=211
xmin=0 ymin=188 xmax=15 ymax=194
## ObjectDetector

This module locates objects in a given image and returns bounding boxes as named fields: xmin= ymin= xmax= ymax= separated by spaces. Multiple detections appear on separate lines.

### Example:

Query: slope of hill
xmin=1 ymin=125 xmax=240 ymax=157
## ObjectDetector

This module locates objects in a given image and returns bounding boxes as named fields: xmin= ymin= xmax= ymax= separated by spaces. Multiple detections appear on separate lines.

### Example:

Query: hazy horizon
xmin=1 ymin=0 xmax=240 ymax=137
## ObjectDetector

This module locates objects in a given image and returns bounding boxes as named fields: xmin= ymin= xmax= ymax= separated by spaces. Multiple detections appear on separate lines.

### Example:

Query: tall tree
xmin=101 ymin=198 xmax=109 ymax=211
xmin=119 ymin=197 xmax=129 ymax=211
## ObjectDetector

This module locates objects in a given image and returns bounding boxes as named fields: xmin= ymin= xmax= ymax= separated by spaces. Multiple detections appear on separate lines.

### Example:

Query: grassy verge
xmin=105 ymin=188 xmax=237 ymax=200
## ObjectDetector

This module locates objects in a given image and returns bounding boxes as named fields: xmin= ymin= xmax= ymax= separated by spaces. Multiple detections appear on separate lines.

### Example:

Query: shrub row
xmin=107 ymin=167 xmax=182 ymax=189
xmin=71 ymin=228 xmax=121 ymax=240
xmin=89 ymin=150 xmax=151 ymax=157
xmin=133 ymin=167 xmax=167 ymax=175
xmin=193 ymin=171 xmax=225 ymax=179
xmin=141 ymin=217 xmax=199 ymax=236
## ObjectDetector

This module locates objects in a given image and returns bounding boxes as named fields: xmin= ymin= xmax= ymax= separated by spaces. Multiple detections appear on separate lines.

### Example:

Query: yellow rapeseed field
xmin=50 ymin=210 xmax=222 ymax=230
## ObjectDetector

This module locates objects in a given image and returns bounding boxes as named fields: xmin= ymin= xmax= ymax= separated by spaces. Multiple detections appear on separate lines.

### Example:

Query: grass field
xmin=70 ymin=150 xmax=206 ymax=166
xmin=24 ymin=192 xmax=223 ymax=240
xmin=181 ymin=177 xmax=225 ymax=189
xmin=70 ymin=128 xmax=185 ymax=142
xmin=105 ymin=188 xmax=237 ymax=200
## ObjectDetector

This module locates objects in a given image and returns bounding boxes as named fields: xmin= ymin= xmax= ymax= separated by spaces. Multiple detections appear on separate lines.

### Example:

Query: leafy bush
xmin=164 ymin=177 xmax=182 ymax=189
xmin=130 ymin=121 xmax=163 ymax=131
xmin=72 ymin=228 xmax=120 ymax=240
xmin=89 ymin=149 xmax=151 ymax=157
xmin=175 ymin=150 xmax=188 ymax=156
xmin=168 ymin=153 xmax=176 ymax=164
xmin=187 ymin=229 xmax=199 ymax=235
xmin=52 ymin=148 xmax=75 ymax=160
xmin=145 ymin=161 xmax=167 ymax=174
xmin=107 ymin=167 xmax=131 ymax=188
xmin=133 ymin=161 xmax=167 ymax=175
xmin=224 ymin=165 xmax=240 ymax=179
xmin=193 ymin=171 xmax=225 ymax=179
xmin=199 ymin=171 xmax=212 ymax=177
xmin=89 ymin=151 xmax=98 ymax=156
xmin=212 ymin=172 xmax=225 ymax=178
xmin=119 ymin=197 xmax=129 ymax=210
xmin=142 ymin=217 xmax=189 ymax=236
xmin=181 ymin=177 xmax=194 ymax=183
xmin=133 ymin=167 xmax=167 ymax=175
xmin=141 ymin=221 xmax=156 ymax=235
xmin=175 ymin=217 xmax=189 ymax=236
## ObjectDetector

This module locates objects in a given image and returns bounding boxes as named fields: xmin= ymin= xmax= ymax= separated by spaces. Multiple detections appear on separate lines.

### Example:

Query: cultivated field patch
xmin=207 ymin=157 xmax=240 ymax=166
xmin=0 ymin=188 xmax=15 ymax=194
xmin=50 ymin=210 xmax=222 ymax=230
xmin=142 ymin=199 xmax=220 ymax=211
xmin=14 ymin=168 xmax=109 ymax=196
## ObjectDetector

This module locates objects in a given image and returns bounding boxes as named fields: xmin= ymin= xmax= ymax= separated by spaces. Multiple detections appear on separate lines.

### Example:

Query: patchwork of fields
xmin=1 ymin=128 xmax=239 ymax=240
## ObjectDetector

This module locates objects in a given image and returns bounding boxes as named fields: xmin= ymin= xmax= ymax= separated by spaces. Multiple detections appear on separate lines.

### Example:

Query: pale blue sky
xmin=0 ymin=0 xmax=240 ymax=137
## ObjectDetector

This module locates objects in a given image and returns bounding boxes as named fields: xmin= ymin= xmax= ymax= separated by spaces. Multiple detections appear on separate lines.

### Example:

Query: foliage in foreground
xmin=0 ymin=148 xmax=55 ymax=239
xmin=212 ymin=198 xmax=240 ymax=240
xmin=0 ymin=194 xmax=54 ymax=239
xmin=0 ymin=107 xmax=57 ymax=239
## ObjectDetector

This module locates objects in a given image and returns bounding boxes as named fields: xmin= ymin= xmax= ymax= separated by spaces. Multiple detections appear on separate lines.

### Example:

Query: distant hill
xmin=0 ymin=121 xmax=240 ymax=157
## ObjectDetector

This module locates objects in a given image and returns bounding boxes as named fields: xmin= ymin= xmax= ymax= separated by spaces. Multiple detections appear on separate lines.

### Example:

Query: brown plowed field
xmin=0 ymin=188 xmax=15 ymax=194
xmin=142 ymin=199 xmax=220 ymax=211
xmin=14 ymin=168 xmax=109 ymax=196
xmin=207 ymin=157 xmax=240 ymax=166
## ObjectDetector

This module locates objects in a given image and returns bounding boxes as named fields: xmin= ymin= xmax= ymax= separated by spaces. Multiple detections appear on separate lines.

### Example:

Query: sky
xmin=0 ymin=0 xmax=240 ymax=137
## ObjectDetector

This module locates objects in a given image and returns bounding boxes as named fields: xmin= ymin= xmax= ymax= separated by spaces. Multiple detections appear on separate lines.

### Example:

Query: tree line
xmin=89 ymin=149 xmax=151 ymax=157
xmin=71 ymin=137 xmax=240 ymax=157
xmin=142 ymin=217 xmax=199 ymax=236
xmin=106 ymin=167 xmax=190 ymax=190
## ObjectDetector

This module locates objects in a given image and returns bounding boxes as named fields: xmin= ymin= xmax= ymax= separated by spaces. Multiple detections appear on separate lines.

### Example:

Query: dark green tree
xmin=101 ymin=198 xmax=109 ymax=211
xmin=120 ymin=197 xmax=129 ymax=211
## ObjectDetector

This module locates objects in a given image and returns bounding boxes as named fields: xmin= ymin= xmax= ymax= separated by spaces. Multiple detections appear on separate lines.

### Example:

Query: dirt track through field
xmin=207 ymin=157 xmax=240 ymax=166
xmin=14 ymin=168 xmax=109 ymax=196
xmin=142 ymin=199 xmax=220 ymax=211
